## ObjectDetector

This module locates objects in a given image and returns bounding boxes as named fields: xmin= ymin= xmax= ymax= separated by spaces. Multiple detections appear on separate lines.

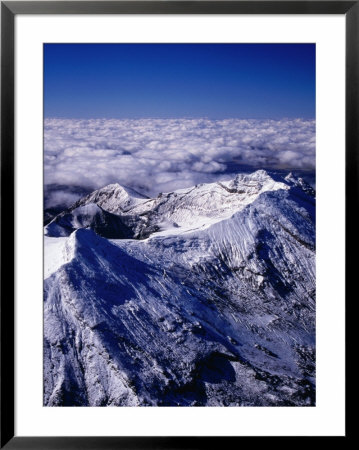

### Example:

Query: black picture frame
xmin=1 ymin=1 xmax=354 ymax=447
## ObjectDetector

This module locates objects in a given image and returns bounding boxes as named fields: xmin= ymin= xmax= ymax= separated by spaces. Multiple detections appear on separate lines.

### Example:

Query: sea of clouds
xmin=44 ymin=118 xmax=315 ymax=209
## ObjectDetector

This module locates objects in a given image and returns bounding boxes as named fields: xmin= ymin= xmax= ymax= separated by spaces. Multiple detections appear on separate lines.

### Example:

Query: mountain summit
xmin=45 ymin=170 xmax=312 ymax=239
xmin=44 ymin=171 xmax=315 ymax=406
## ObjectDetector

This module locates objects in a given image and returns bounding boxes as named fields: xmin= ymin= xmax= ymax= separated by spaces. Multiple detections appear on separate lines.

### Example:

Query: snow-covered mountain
xmin=44 ymin=170 xmax=315 ymax=406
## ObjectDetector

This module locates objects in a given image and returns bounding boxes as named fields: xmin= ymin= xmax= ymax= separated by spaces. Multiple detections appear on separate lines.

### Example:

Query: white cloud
xmin=44 ymin=118 xmax=315 ymax=207
xmin=46 ymin=190 xmax=82 ymax=209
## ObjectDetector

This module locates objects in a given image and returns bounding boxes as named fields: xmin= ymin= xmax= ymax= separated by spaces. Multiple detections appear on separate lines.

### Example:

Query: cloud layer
xmin=45 ymin=118 xmax=315 ymax=207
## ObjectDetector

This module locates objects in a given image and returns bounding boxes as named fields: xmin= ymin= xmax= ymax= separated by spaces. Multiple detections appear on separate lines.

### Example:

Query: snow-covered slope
xmin=44 ymin=170 xmax=315 ymax=406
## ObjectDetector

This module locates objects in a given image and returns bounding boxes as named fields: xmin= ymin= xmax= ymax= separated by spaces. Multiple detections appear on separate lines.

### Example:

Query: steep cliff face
xmin=44 ymin=170 xmax=315 ymax=406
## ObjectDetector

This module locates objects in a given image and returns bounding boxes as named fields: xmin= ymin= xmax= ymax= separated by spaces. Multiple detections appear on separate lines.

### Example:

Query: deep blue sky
xmin=44 ymin=43 xmax=315 ymax=119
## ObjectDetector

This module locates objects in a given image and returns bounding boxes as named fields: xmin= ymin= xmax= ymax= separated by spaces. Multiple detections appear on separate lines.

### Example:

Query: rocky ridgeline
xmin=44 ymin=171 xmax=315 ymax=406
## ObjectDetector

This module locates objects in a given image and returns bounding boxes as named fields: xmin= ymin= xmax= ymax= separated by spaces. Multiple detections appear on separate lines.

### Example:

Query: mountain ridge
xmin=45 ymin=169 xmax=314 ymax=240
xmin=44 ymin=170 xmax=316 ymax=406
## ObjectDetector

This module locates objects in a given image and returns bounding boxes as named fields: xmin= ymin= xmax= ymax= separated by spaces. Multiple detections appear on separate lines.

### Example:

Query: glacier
xmin=44 ymin=170 xmax=315 ymax=406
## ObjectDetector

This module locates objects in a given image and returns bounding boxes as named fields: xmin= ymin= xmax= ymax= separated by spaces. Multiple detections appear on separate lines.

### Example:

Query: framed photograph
xmin=1 ymin=1 xmax=353 ymax=447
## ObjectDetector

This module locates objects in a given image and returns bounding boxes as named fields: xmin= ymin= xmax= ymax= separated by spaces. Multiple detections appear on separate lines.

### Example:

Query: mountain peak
xmin=91 ymin=182 xmax=148 ymax=200
xmin=44 ymin=167 xmax=316 ymax=407
xmin=45 ymin=170 xmax=316 ymax=240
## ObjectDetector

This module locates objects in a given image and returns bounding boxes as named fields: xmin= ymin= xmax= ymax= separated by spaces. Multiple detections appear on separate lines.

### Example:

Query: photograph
xmin=43 ymin=43 xmax=316 ymax=407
